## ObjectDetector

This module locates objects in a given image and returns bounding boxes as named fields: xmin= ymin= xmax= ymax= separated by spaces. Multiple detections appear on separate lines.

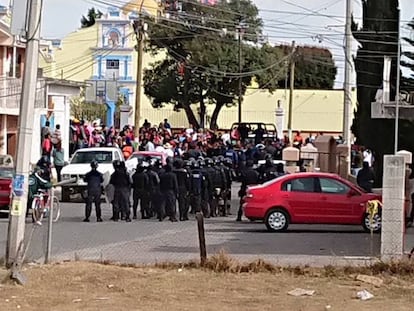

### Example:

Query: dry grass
xmin=0 ymin=259 xmax=414 ymax=311
xmin=97 ymin=251 xmax=414 ymax=278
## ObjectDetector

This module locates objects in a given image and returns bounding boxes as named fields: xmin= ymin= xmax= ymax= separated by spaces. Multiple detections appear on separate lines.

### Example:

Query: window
xmin=108 ymin=31 xmax=120 ymax=47
xmin=71 ymin=151 xmax=113 ymax=164
xmin=114 ymin=151 xmax=120 ymax=161
xmin=282 ymin=177 xmax=315 ymax=193
xmin=106 ymin=59 xmax=119 ymax=69
xmin=319 ymin=178 xmax=350 ymax=194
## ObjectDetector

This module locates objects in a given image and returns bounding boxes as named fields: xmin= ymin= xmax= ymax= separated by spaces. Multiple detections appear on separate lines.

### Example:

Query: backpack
xmin=191 ymin=171 xmax=203 ymax=195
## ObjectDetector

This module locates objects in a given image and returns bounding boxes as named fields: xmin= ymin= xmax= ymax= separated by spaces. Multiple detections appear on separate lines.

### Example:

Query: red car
xmin=0 ymin=166 xmax=13 ymax=216
xmin=243 ymin=172 xmax=382 ymax=233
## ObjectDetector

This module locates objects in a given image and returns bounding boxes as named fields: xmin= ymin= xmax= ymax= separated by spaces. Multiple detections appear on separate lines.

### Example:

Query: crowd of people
xmin=76 ymin=119 xmax=305 ymax=223
xmin=36 ymin=117 xmax=383 ymax=224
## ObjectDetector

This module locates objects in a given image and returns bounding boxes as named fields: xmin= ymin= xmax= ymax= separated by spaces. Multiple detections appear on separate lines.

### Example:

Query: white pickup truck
xmin=60 ymin=147 xmax=124 ymax=202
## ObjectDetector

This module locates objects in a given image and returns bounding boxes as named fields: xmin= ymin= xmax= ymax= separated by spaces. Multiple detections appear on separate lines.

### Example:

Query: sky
xmin=2 ymin=0 xmax=414 ymax=87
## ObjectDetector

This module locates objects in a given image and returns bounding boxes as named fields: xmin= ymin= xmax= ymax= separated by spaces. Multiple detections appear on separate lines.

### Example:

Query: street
xmin=0 ymin=184 xmax=413 ymax=267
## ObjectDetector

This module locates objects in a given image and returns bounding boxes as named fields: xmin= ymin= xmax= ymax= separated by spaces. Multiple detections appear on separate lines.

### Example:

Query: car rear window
xmin=71 ymin=151 xmax=113 ymax=164
xmin=0 ymin=168 xmax=14 ymax=178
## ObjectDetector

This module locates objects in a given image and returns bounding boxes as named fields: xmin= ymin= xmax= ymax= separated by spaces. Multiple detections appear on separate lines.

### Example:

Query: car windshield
xmin=0 ymin=167 xmax=14 ymax=178
xmin=130 ymin=154 xmax=162 ymax=162
xmin=71 ymin=151 xmax=113 ymax=164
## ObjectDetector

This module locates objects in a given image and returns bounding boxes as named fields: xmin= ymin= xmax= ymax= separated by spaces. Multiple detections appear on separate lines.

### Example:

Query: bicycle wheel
xmin=52 ymin=196 xmax=60 ymax=222
xmin=31 ymin=198 xmax=43 ymax=224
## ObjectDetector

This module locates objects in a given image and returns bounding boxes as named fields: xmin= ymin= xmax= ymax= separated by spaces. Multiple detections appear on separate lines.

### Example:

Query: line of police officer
xmin=129 ymin=156 xmax=234 ymax=222
xmin=84 ymin=153 xmax=286 ymax=222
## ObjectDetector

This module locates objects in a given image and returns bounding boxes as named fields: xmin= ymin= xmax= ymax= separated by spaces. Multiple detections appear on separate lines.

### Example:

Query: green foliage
xmin=401 ymin=20 xmax=414 ymax=91
xmin=352 ymin=0 xmax=405 ymax=185
xmin=70 ymin=90 xmax=107 ymax=122
xmin=144 ymin=0 xmax=265 ymax=129
xmin=80 ymin=8 xmax=103 ymax=28
xmin=143 ymin=0 xmax=336 ymax=129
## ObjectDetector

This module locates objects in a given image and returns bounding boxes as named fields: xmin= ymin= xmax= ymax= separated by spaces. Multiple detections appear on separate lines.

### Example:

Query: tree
xmin=258 ymin=45 xmax=337 ymax=90
xmin=80 ymin=8 xmax=102 ymax=28
xmin=143 ymin=0 xmax=267 ymax=129
xmin=401 ymin=19 xmax=414 ymax=92
xmin=351 ymin=0 xmax=400 ymax=185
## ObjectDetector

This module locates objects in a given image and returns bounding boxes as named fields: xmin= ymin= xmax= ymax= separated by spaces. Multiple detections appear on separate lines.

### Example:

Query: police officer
xmin=132 ymin=162 xmax=150 ymax=219
xmin=147 ymin=160 xmax=161 ymax=220
xmin=201 ymin=158 xmax=215 ymax=217
xmin=83 ymin=160 xmax=103 ymax=222
xmin=110 ymin=160 xmax=131 ymax=222
xmin=173 ymin=159 xmax=191 ymax=221
xmin=222 ymin=158 xmax=233 ymax=215
xmin=159 ymin=164 xmax=179 ymax=222
xmin=259 ymin=157 xmax=278 ymax=183
xmin=211 ymin=157 xmax=226 ymax=217
xmin=237 ymin=160 xmax=259 ymax=221
xmin=189 ymin=160 xmax=204 ymax=216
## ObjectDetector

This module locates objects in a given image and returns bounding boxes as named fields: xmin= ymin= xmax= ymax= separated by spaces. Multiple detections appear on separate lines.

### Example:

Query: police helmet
xmin=173 ymin=158 xmax=183 ymax=169
xmin=184 ymin=160 xmax=192 ymax=168
xmin=191 ymin=161 xmax=200 ymax=169
xmin=217 ymin=155 xmax=224 ymax=163
xmin=91 ymin=160 xmax=99 ymax=169
xmin=197 ymin=159 xmax=205 ymax=167
xmin=224 ymin=158 xmax=233 ymax=166
xmin=205 ymin=158 xmax=213 ymax=167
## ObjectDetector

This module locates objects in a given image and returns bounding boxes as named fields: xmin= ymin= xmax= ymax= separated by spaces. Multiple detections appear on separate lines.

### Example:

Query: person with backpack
xmin=42 ymin=133 xmax=53 ymax=161
xmin=189 ymin=160 xmax=205 ymax=216
xmin=173 ymin=159 xmax=191 ymax=221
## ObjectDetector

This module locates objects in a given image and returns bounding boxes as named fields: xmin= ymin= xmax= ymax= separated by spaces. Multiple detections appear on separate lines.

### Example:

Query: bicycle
xmin=31 ymin=188 xmax=60 ymax=225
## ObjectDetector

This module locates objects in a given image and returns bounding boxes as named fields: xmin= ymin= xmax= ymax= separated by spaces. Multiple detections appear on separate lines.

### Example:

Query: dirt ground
xmin=0 ymin=262 xmax=413 ymax=311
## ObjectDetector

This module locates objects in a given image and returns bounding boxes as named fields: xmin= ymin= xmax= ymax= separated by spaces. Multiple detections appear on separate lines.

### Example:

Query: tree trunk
xmin=183 ymin=105 xmax=200 ymax=129
xmin=209 ymin=102 xmax=224 ymax=130
xmin=199 ymin=94 xmax=206 ymax=129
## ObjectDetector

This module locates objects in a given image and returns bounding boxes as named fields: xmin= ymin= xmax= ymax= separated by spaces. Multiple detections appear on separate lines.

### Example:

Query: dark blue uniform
xmin=84 ymin=169 xmax=103 ymax=221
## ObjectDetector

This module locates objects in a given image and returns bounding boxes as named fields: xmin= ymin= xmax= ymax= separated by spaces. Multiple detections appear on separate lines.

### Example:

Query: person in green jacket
xmin=52 ymin=142 xmax=65 ymax=182
xmin=27 ymin=167 xmax=52 ymax=221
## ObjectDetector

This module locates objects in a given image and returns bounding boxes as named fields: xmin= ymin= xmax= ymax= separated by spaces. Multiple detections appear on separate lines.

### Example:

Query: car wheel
xmin=265 ymin=209 xmax=289 ymax=232
xmin=61 ymin=188 xmax=70 ymax=202
xmin=363 ymin=212 xmax=382 ymax=233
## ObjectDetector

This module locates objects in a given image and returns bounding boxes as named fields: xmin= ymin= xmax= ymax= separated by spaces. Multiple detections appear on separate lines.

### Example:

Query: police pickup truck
xmin=60 ymin=147 xmax=124 ymax=201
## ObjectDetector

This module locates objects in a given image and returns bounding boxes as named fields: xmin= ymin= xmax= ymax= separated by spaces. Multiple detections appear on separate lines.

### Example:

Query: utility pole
xmin=237 ymin=26 xmax=243 ymax=124
xmin=236 ymin=21 xmax=247 ymax=124
xmin=394 ymin=7 xmax=401 ymax=154
xmin=343 ymin=0 xmax=353 ymax=171
xmin=133 ymin=15 xmax=145 ymax=139
xmin=287 ymin=41 xmax=295 ymax=144
xmin=7 ymin=0 xmax=42 ymax=266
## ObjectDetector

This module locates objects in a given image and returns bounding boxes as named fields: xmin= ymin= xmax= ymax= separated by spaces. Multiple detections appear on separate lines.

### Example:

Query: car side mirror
xmin=348 ymin=189 xmax=359 ymax=197
xmin=64 ymin=161 xmax=69 ymax=166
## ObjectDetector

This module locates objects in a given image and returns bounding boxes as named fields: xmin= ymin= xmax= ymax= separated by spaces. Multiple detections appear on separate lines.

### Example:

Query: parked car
xmin=243 ymin=172 xmax=382 ymax=232
xmin=0 ymin=165 xmax=13 ymax=216
xmin=230 ymin=122 xmax=278 ymax=143
xmin=125 ymin=151 xmax=167 ymax=175
xmin=60 ymin=147 xmax=124 ymax=201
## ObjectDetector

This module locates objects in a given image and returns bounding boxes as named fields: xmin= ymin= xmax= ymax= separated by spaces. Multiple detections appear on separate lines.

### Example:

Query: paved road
xmin=0 ymin=184 xmax=413 ymax=266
